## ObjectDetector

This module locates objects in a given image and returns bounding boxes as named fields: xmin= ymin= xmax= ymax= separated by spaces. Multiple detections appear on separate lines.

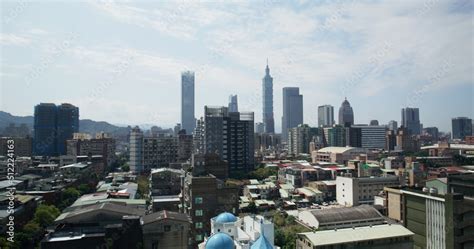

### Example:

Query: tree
xmin=121 ymin=163 xmax=130 ymax=172
xmin=34 ymin=204 xmax=60 ymax=227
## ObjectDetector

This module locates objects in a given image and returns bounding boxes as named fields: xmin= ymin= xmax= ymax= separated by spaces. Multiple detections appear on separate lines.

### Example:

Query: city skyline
xmin=1 ymin=1 xmax=473 ymax=132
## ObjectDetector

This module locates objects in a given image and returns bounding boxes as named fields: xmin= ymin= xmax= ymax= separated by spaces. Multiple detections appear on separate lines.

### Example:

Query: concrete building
xmin=388 ymin=120 xmax=398 ymax=131
xmin=312 ymin=146 xmax=367 ymax=164
xmin=193 ymin=117 xmax=205 ymax=153
xmin=336 ymin=175 xmax=400 ymax=206
xmin=317 ymin=105 xmax=334 ymax=127
xmin=351 ymin=125 xmax=387 ymax=150
xmin=149 ymin=168 xmax=184 ymax=197
xmin=255 ymin=122 xmax=265 ymax=134
xmin=384 ymin=187 xmax=474 ymax=249
xmin=177 ymin=130 xmax=193 ymax=162
xmin=396 ymin=126 xmax=419 ymax=152
xmin=181 ymin=71 xmax=195 ymax=134
xmin=142 ymin=210 xmax=191 ymax=249
xmin=182 ymin=173 xmax=239 ymax=246
xmin=0 ymin=137 xmax=32 ymax=157
xmin=296 ymin=224 xmax=414 ymax=249
xmin=282 ymin=87 xmax=303 ymax=142
xmin=338 ymin=98 xmax=354 ymax=127
xmin=296 ymin=205 xmax=386 ymax=230
xmin=204 ymin=106 xmax=255 ymax=175
xmin=423 ymin=126 xmax=439 ymax=142
xmin=288 ymin=124 xmax=320 ymax=156
xmin=129 ymin=126 xmax=144 ymax=173
xmin=66 ymin=132 xmax=116 ymax=168
xmin=401 ymin=107 xmax=421 ymax=135
xmin=452 ymin=117 xmax=472 ymax=140
xmin=228 ymin=94 xmax=239 ymax=113
xmin=262 ymin=62 xmax=275 ymax=134
xmin=323 ymin=126 xmax=346 ymax=147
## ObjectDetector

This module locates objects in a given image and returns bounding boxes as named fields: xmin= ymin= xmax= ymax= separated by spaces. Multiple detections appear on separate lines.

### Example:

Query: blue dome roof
xmin=205 ymin=232 xmax=234 ymax=249
xmin=251 ymin=232 xmax=273 ymax=249
xmin=215 ymin=212 xmax=237 ymax=223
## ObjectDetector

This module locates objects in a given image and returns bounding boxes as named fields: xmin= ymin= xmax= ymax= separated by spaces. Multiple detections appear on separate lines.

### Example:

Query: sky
xmin=0 ymin=0 xmax=472 ymax=132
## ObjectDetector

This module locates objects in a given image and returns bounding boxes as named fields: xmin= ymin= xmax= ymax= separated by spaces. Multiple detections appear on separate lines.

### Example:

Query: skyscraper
xmin=34 ymin=103 xmax=58 ymax=156
xmin=228 ymin=95 xmax=238 ymax=112
xmin=401 ymin=107 xmax=421 ymax=135
xmin=129 ymin=126 xmax=144 ymax=173
xmin=338 ymin=98 xmax=354 ymax=127
xmin=282 ymin=87 xmax=303 ymax=142
xmin=181 ymin=71 xmax=195 ymax=135
xmin=452 ymin=117 xmax=472 ymax=140
xmin=387 ymin=120 xmax=398 ymax=131
xmin=33 ymin=103 xmax=78 ymax=156
xmin=204 ymin=106 xmax=255 ymax=174
xmin=262 ymin=61 xmax=275 ymax=133
xmin=318 ymin=105 xmax=334 ymax=127
xmin=56 ymin=103 xmax=79 ymax=155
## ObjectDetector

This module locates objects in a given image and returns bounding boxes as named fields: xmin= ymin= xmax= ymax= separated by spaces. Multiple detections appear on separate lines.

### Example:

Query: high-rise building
xmin=181 ymin=71 xmax=195 ymax=134
xmin=66 ymin=132 xmax=116 ymax=168
xmin=204 ymin=106 xmax=255 ymax=174
xmin=388 ymin=120 xmax=398 ymax=131
xmin=33 ymin=103 xmax=78 ymax=156
xmin=262 ymin=62 xmax=275 ymax=133
xmin=228 ymin=95 xmax=238 ymax=112
xmin=193 ymin=117 xmax=205 ymax=153
xmin=282 ymin=87 xmax=303 ymax=142
xmin=129 ymin=126 xmax=144 ymax=173
xmin=338 ymin=98 xmax=354 ymax=127
xmin=452 ymin=117 xmax=472 ymax=140
xmin=423 ymin=127 xmax=439 ymax=141
xmin=288 ymin=124 xmax=320 ymax=156
xmin=317 ymin=105 xmax=334 ymax=127
xmin=255 ymin=122 xmax=265 ymax=134
xmin=323 ymin=126 xmax=346 ymax=147
xmin=351 ymin=125 xmax=387 ymax=150
xmin=401 ymin=107 xmax=421 ymax=135
xmin=56 ymin=103 xmax=79 ymax=155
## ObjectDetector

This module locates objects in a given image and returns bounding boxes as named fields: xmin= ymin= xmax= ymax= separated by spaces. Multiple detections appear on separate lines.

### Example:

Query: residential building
xmin=388 ymin=120 xmax=398 ymax=131
xmin=282 ymin=87 xmax=303 ymax=142
xmin=149 ymin=168 xmax=184 ymax=197
xmin=317 ymin=105 xmax=334 ymax=127
xmin=204 ymin=106 xmax=255 ymax=175
xmin=338 ymin=98 xmax=354 ymax=127
xmin=66 ymin=132 xmax=116 ymax=168
xmin=177 ymin=130 xmax=193 ymax=162
xmin=401 ymin=107 xmax=421 ymax=135
xmin=312 ymin=146 xmax=367 ymax=164
xmin=181 ymin=71 xmax=195 ymax=134
xmin=262 ymin=62 xmax=275 ymax=134
xmin=182 ymin=173 xmax=239 ymax=246
xmin=396 ymin=126 xmax=419 ymax=152
xmin=296 ymin=224 xmax=414 ymax=249
xmin=423 ymin=126 xmax=439 ymax=142
xmin=288 ymin=124 xmax=320 ymax=156
xmin=336 ymin=175 xmax=400 ymax=206
xmin=452 ymin=117 xmax=472 ymax=140
xmin=142 ymin=210 xmax=191 ymax=249
xmin=0 ymin=137 xmax=32 ymax=157
xmin=129 ymin=126 xmax=144 ymax=173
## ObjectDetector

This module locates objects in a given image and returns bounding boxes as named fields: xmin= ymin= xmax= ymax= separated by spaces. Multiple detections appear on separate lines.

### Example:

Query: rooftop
xmin=142 ymin=210 xmax=189 ymax=224
xmin=310 ymin=205 xmax=384 ymax=224
xmin=299 ymin=224 xmax=414 ymax=246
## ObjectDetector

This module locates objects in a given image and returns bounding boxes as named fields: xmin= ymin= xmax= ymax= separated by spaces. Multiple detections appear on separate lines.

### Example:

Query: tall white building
xmin=336 ymin=175 xmax=400 ymax=206
xmin=181 ymin=71 xmax=196 ymax=134
xmin=129 ymin=126 xmax=144 ymax=173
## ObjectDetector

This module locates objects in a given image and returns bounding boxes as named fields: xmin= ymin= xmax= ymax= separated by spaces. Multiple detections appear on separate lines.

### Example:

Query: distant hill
xmin=0 ymin=111 xmax=131 ymax=139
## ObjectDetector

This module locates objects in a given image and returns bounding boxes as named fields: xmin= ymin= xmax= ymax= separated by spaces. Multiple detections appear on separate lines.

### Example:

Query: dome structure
xmin=251 ymin=233 xmax=273 ymax=249
xmin=215 ymin=212 xmax=237 ymax=223
xmin=205 ymin=232 xmax=235 ymax=249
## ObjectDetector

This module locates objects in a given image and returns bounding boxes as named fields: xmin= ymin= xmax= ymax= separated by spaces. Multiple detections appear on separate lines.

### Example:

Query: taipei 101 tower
xmin=262 ymin=60 xmax=275 ymax=133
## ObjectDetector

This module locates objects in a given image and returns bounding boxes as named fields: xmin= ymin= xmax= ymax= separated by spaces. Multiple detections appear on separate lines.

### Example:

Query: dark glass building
xmin=281 ymin=87 xmax=303 ymax=142
xmin=452 ymin=117 xmax=472 ymax=140
xmin=338 ymin=98 xmax=354 ymax=127
xmin=262 ymin=62 xmax=275 ymax=133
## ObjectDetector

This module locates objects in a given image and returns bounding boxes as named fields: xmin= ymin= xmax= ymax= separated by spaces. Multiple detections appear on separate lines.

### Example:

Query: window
xmin=195 ymin=197 xmax=203 ymax=204
xmin=195 ymin=210 xmax=203 ymax=216
xmin=195 ymin=222 xmax=203 ymax=229
xmin=164 ymin=225 xmax=171 ymax=232
xmin=196 ymin=234 xmax=203 ymax=242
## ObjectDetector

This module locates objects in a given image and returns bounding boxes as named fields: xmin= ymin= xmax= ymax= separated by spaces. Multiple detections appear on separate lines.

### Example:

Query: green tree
xmin=121 ymin=163 xmax=130 ymax=172
xmin=33 ymin=204 xmax=60 ymax=227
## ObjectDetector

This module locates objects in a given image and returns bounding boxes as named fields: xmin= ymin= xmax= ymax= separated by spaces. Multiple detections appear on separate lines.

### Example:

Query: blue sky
xmin=1 ymin=0 xmax=472 ymax=132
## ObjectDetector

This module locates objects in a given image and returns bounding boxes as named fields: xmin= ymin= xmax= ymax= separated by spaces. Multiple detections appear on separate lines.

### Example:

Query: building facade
xmin=317 ymin=105 xmax=334 ymax=127
xmin=282 ymin=87 xmax=303 ymax=142
xmin=401 ymin=107 xmax=421 ymax=135
xmin=181 ymin=71 xmax=195 ymax=135
xmin=338 ymin=98 xmax=354 ymax=127
xmin=228 ymin=95 xmax=238 ymax=113
xmin=452 ymin=117 xmax=472 ymax=140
